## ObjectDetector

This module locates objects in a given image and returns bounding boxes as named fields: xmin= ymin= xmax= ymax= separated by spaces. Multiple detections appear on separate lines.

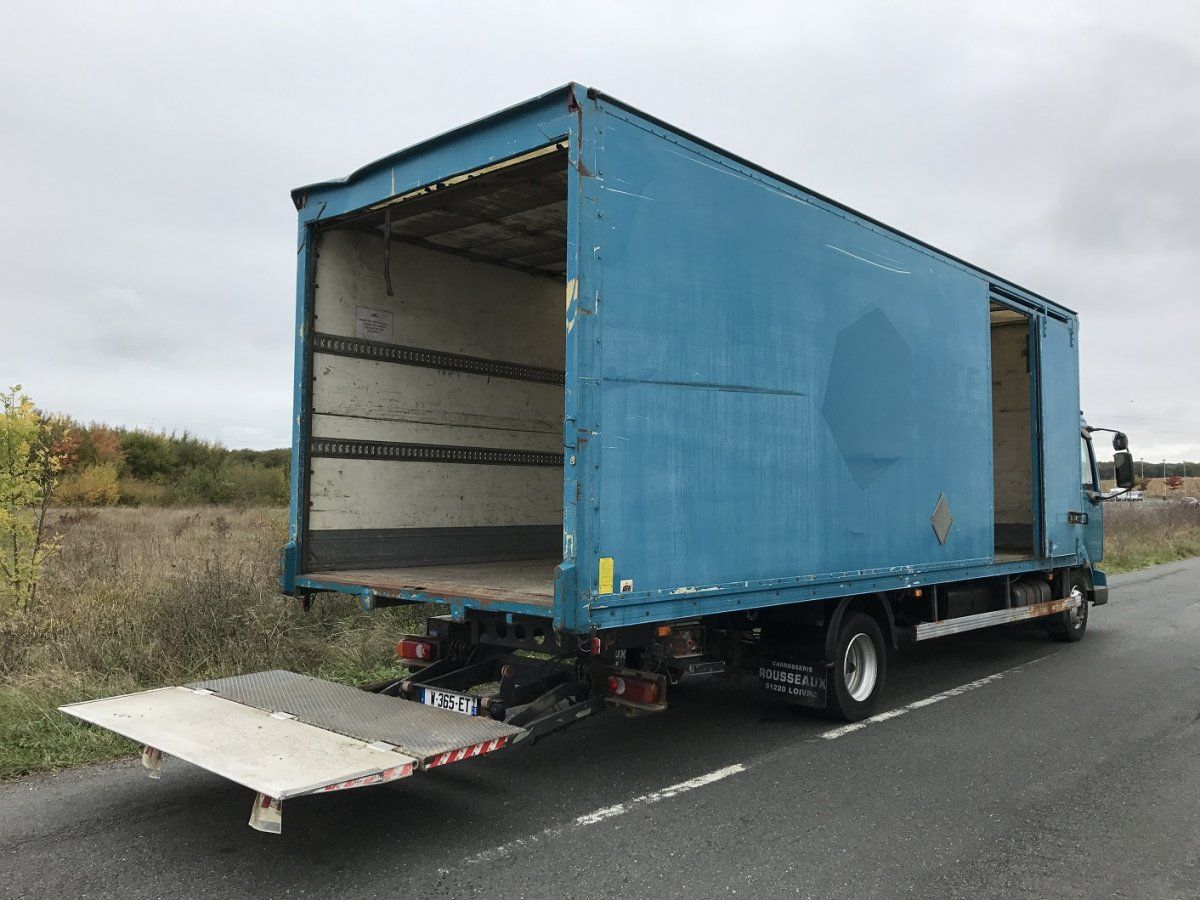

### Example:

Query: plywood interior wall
xmin=990 ymin=308 xmax=1034 ymax=545
xmin=308 ymin=229 xmax=564 ymax=536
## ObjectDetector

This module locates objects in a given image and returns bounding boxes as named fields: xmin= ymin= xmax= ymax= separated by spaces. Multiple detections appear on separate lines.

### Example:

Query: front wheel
xmin=1047 ymin=572 xmax=1089 ymax=643
xmin=827 ymin=612 xmax=887 ymax=721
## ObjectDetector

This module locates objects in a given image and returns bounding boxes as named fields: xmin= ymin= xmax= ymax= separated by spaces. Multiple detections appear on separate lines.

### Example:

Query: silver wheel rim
xmin=843 ymin=633 xmax=878 ymax=702
xmin=1068 ymin=586 xmax=1086 ymax=629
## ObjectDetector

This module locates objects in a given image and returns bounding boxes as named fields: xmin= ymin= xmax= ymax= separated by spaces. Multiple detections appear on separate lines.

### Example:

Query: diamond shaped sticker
xmin=931 ymin=493 xmax=953 ymax=545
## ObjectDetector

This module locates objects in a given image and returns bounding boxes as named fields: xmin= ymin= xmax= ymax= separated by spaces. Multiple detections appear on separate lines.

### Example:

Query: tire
xmin=827 ymin=612 xmax=887 ymax=721
xmin=1047 ymin=571 xmax=1089 ymax=643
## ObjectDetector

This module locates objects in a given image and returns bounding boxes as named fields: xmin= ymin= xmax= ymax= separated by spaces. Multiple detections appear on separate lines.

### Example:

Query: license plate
xmin=421 ymin=687 xmax=479 ymax=716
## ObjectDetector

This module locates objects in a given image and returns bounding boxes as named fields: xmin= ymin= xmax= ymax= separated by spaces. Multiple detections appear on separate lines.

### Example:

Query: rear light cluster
xmin=606 ymin=674 xmax=659 ymax=705
xmin=396 ymin=638 xmax=438 ymax=663
xmin=665 ymin=626 xmax=703 ymax=659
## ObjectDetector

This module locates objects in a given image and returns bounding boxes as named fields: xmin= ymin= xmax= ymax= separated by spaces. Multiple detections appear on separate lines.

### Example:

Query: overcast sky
xmin=2 ymin=1 xmax=1197 ymax=460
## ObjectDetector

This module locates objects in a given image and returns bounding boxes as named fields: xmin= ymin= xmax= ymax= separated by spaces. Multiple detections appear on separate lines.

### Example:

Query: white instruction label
xmin=355 ymin=306 xmax=394 ymax=342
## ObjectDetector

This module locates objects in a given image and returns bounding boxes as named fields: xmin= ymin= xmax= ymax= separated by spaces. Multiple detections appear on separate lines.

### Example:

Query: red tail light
xmin=397 ymin=638 xmax=438 ymax=662
xmin=607 ymin=674 xmax=659 ymax=705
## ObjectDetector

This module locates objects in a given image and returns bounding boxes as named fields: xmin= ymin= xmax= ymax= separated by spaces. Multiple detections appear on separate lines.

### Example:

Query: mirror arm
xmin=1084 ymin=426 xmax=1129 ymax=452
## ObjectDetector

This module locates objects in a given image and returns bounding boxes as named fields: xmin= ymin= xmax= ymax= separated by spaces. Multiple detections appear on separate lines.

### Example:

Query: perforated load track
xmin=190 ymin=670 xmax=522 ymax=762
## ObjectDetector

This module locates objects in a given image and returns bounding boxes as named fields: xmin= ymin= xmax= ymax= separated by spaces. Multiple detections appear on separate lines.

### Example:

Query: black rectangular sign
xmin=759 ymin=659 xmax=827 ymax=708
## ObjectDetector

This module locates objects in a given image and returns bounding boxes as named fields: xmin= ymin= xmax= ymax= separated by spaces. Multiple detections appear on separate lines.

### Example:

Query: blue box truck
xmin=62 ymin=84 xmax=1136 ymax=832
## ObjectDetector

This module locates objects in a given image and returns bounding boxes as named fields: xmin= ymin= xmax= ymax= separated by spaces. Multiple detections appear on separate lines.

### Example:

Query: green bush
xmin=55 ymin=464 xmax=120 ymax=506
xmin=172 ymin=432 xmax=225 ymax=473
xmin=119 ymin=432 xmax=178 ymax=481
xmin=171 ymin=467 xmax=233 ymax=505
xmin=224 ymin=462 xmax=288 ymax=506
xmin=44 ymin=421 xmax=288 ymax=509
xmin=116 ymin=477 xmax=170 ymax=507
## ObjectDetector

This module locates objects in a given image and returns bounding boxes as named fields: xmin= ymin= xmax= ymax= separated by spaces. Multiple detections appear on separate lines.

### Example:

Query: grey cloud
xmin=0 ymin=0 xmax=1197 ymax=457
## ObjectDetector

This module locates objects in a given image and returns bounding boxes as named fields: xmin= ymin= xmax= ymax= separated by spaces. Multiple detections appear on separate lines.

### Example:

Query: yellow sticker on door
xmin=598 ymin=557 xmax=614 ymax=595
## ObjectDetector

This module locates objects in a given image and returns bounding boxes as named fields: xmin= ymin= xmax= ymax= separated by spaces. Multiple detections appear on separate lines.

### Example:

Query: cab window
xmin=1081 ymin=436 xmax=1098 ymax=491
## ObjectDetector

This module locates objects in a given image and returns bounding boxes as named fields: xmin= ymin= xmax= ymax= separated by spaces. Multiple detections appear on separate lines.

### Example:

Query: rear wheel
xmin=1047 ymin=572 xmax=1089 ymax=643
xmin=827 ymin=612 xmax=887 ymax=721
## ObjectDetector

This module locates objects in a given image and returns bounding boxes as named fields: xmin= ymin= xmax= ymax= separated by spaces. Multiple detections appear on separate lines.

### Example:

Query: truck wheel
xmin=827 ymin=612 xmax=887 ymax=722
xmin=1047 ymin=573 xmax=1088 ymax=643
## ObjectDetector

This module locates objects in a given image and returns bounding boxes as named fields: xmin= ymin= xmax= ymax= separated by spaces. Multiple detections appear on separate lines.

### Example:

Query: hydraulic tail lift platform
xmin=61 ymin=671 xmax=525 ymax=833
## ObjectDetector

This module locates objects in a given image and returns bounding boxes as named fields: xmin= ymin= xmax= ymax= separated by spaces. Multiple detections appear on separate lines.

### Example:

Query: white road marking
xmin=819 ymin=654 xmax=1053 ymax=740
xmin=463 ymin=763 xmax=746 ymax=865
xmin=459 ymin=654 xmax=1052 ymax=867
xmin=574 ymin=764 xmax=746 ymax=825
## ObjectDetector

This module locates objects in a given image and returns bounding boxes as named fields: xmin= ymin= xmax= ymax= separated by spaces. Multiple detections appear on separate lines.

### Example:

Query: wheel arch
xmin=824 ymin=592 xmax=898 ymax=661
xmin=1071 ymin=564 xmax=1107 ymax=606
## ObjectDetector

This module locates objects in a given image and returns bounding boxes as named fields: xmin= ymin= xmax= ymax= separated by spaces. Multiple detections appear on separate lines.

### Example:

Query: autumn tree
xmin=0 ymin=386 xmax=66 ymax=615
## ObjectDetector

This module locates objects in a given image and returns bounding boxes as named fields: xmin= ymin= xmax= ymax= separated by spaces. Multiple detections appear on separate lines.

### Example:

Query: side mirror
xmin=1114 ymin=450 xmax=1135 ymax=489
xmin=1111 ymin=431 xmax=1129 ymax=452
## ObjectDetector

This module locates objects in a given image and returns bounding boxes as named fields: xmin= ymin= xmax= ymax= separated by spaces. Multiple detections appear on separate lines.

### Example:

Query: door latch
xmin=1068 ymin=511 xmax=1089 ymax=525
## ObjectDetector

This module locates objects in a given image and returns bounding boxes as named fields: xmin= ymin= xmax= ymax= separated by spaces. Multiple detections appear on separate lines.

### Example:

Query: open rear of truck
xmin=65 ymin=92 xmax=591 ymax=833
xmin=290 ymin=142 xmax=572 ymax=625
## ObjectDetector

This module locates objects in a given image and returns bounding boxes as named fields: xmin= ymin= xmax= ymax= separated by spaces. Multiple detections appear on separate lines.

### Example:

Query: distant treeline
xmin=54 ymin=424 xmax=289 ymax=507
xmin=1097 ymin=460 xmax=1198 ymax=480
xmin=45 ymin=422 xmax=1197 ymax=506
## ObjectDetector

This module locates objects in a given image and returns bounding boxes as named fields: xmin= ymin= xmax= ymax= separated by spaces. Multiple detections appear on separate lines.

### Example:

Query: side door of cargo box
xmin=1036 ymin=315 xmax=1082 ymax=559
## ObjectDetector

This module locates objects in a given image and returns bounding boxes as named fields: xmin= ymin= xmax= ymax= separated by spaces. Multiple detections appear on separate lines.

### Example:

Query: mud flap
xmin=758 ymin=658 xmax=829 ymax=709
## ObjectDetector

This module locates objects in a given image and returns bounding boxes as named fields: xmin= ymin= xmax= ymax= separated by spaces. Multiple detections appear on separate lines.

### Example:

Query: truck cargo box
xmin=281 ymin=83 xmax=1087 ymax=636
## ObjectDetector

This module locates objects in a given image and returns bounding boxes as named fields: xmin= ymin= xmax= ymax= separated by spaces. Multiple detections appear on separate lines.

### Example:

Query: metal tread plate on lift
xmin=189 ymin=670 xmax=523 ymax=762
xmin=59 ymin=686 xmax=418 ymax=801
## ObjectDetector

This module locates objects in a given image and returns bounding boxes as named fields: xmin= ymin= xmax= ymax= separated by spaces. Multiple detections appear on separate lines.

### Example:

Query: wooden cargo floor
xmin=995 ymin=549 xmax=1035 ymax=563
xmin=307 ymin=558 xmax=558 ymax=609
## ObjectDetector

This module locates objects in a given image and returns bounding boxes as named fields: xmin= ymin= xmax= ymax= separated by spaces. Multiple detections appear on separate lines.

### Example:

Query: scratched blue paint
xmin=583 ymin=96 xmax=1000 ymax=598
xmin=821 ymin=308 xmax=914 ymax=490
xmin=282 ymin=84 xmax=1091 ymax=632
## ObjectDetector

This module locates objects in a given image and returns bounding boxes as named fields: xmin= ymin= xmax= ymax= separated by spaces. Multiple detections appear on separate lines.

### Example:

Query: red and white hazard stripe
xmin=425 ymin=736 xmax=509 ymax=769
xmin=318 ymin=762 xmax=415 ymax=793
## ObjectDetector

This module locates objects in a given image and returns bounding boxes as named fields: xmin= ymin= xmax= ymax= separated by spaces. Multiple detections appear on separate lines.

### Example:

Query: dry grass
xmin=1101 ymin=500 xmax=1200 ymax=574
xmin=0 ymin=507 xmax=423 ymax=779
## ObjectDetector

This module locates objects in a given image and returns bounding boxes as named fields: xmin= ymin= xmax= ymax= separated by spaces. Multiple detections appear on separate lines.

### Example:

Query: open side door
xmin=1035 ymin=315 xmax=1082 ymax=559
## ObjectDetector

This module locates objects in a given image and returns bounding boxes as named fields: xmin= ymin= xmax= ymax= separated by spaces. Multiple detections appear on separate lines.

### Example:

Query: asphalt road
xmin=3 ymin=559 xmax=1200 ymax=899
